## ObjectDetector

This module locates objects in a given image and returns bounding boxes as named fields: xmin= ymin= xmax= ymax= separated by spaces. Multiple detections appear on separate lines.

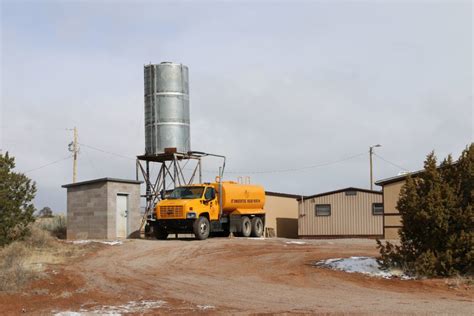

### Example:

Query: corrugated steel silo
xmin=144 ymin=62 xmax=190 ymax=155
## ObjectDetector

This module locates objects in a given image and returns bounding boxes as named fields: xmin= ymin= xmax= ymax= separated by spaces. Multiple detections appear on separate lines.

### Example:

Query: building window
xmin=315 ymin=204 xmax=331 ymax=216
xmin=345 ymin=190 xmax=357 ymax=196
xmin=372 ymin=203 xmax=383 ymax=215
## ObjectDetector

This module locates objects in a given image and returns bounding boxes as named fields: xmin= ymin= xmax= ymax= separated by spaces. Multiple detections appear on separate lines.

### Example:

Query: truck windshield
xmin=167 ymin=187 xmax=205 ymax=199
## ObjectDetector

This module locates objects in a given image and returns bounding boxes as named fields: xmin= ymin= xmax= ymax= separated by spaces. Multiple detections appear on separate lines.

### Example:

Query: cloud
xmin=1 ymin=1 xmax=472 ymax=211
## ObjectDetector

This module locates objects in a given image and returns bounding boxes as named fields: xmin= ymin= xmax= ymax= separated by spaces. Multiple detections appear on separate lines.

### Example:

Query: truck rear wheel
xmin=240 ymin=216 xmax=251 ymax=237
xmin=193 ymin=216 xmax=210 ymax=240
xmin=251 ymin=217 xmax=263 ymax=237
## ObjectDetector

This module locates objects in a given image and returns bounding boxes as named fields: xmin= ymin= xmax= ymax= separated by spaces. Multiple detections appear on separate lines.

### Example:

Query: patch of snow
xmin=69 ymin=240 xmax=90 ymax=245
xmin=53 ymin=300 xmax=165 ymax=315
xmin=95 ymin=300 xmax=165 ymax=313
xmin=100 ymin=240 xmax=123 ymax=246
xmin=314 ymin=256 xmax=412 ymax=279
xmin=69 ymin=240 xmax=123 ymax=246
xmin=197 ymin=305 xmax=215 ymax=310
xmin=285 ymin=241 xmax=306 ymax=245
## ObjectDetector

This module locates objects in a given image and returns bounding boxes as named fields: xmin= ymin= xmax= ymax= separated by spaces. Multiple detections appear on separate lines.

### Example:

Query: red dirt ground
xmin=0 ymin=238 xmax=472 ymax=315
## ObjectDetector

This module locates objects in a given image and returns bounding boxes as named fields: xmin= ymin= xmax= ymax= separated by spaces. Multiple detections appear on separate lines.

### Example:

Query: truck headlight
xmin=186 ymin=212 xmax=196 ymax=219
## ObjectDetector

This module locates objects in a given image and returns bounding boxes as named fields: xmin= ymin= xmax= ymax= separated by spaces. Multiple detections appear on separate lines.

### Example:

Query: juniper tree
xmin=377 ymin=145 xmax=473 ymax=277
xmin=0 ymin=152 xmax=36 ymax=246
xmin=38 ymin=206 xmax=53 ymax=218
xmin=439 ymin=145 xmax=474 ymax=275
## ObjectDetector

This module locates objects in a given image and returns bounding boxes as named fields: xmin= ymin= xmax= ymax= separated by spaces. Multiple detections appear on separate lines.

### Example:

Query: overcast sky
xmin=1 ymin=0 xmax=472 ymax=213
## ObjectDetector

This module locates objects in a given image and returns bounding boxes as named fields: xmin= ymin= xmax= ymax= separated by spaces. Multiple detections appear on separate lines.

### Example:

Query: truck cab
xmin=148 ymin=182 xmax=265 ymax=240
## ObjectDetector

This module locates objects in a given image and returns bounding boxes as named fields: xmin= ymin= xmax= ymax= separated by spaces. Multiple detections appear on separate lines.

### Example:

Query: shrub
xmin=25 ymin=225 xmax=55 ymax=248
xmin=0 ymin=152 xmax=37 ymax=247
xmin=0 ymin=225 xmax=57 ymax=292
xmin=377 ymin=144 xmax=474 ymax=277
xmin=37 ymin=216 xmax=67 ymax=239
xmin=0 ymin=242 xmax=31 ymax=291
xmin=51 ymin=216 xmax=67 ymax=239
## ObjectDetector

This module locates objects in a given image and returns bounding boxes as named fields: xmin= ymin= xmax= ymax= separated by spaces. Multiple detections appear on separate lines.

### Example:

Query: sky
xmin=1 ymin=0 xmax=472 ymax=213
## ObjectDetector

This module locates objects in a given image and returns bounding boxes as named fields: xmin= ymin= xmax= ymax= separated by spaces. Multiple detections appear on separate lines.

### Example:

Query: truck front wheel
xmin=240 ymin=216 xmax=252 ymax=237
xmin=193 ymin=216 xmax=210 ymax=240
xmin=251 ymin=217 xmax=263 ymax=237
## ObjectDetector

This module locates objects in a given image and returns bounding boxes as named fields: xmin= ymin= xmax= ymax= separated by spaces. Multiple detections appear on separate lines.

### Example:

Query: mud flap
xmin=229 ymin=214 xmax=242 ymax=234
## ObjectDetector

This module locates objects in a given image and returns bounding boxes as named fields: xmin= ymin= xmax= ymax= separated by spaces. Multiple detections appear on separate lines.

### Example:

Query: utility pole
xmin=369 ymin=144 xmax=381 ymax=190
xmin=68 ymin=127 xmax=79 ymax=183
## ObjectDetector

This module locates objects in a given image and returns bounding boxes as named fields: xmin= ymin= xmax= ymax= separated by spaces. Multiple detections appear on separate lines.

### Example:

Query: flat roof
xmin=300 ymin=187 xmax=382 ymax=201
xmin=265 ymin=191 xmax=302 ymax=199
xmin=375 ymin=170 xmax=424 ymax=186
xmin=375 ymin=160 xmax=461 ymax=186
xmin=62 ymin=177 xmax=142 ymax=188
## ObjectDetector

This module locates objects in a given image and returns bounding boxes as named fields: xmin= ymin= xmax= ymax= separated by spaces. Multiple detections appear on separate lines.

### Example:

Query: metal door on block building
xmin=116 ymin=194 xmax=129 ymax=238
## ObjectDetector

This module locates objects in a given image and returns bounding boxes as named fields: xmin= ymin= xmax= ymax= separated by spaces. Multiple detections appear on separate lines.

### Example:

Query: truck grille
xmin=159 ymin=206 xmax=184 ymax=218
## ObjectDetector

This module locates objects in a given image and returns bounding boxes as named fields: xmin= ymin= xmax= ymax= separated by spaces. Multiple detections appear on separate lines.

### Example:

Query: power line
xmin=1 ymin=126 xmax=71 ymax=131
xmin=79 ymin=143 xmax=136 ymax=161
xmin=78 ymin=142 xmax=366 ymax=175
xmin=24 ymin=155 xmax=72 ymax=173
xmin=224 ymin=152 xmax=367 ymax=174
xmin=373 ymin=153 xmax=409 ymax=172
xmin=81 ymin=146 xmax=100 ymax=175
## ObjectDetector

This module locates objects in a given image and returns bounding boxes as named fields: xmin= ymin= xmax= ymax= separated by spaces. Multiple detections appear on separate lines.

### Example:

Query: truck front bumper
xmin=151 ymin=219 xmax=194 ymax=233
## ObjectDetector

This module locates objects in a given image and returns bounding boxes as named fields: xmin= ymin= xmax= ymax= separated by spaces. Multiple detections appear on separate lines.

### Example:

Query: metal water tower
xmin=144 ymin=62 xmax=190 ymax=155
xmin=137 ymin=62 xmax=218 ymax=234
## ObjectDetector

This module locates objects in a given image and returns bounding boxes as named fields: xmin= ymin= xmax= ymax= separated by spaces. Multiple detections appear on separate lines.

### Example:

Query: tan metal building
xmin=375 ymin=171 xmax=423 ymax=239
xmin=298 ymin=187 xmax=383 ymax=238
xmin=264 ymin=191 xmax=300 ymax=238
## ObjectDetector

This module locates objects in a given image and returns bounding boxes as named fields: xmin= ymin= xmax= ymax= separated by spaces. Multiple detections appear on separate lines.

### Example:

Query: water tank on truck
xmin=214 ymin=182 xmax=266 ymax=213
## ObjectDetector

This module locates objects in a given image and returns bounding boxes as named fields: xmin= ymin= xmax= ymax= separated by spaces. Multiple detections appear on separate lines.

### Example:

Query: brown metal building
xmin=375 ymin=171 xmax=423 ymax=239
xmin=298 ymin=187 xmax=383 ymax=238
xmin=264 ymin=192 xmax=300 ymax=238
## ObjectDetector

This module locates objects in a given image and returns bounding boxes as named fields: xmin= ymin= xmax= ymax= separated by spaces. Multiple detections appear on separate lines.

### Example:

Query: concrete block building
xmin=62 ymin=178 xmax=142 ymax=240
xmin=298 ymin=187 xmax=383 ymax=239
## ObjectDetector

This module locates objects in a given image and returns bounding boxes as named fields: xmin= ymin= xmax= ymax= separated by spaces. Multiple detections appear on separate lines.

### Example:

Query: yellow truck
xmin=148 ymin=181 xmax=265 ymax=240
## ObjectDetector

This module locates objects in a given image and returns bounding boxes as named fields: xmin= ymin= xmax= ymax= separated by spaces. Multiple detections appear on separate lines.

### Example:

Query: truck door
xmin=204 ymin=187 xmax=218 ymax=220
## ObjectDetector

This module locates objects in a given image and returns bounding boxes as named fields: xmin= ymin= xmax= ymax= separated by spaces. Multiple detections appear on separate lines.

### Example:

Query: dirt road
xmin=1 ymin=238 xmax=472 ymax=315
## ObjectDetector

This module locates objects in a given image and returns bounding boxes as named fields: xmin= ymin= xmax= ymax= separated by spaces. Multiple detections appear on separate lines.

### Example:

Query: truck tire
xmin=154 ymin=227 xmax=168 ymax=240
xmin=193 ymin=216 xmax=210 ymax=240
xmin=251 ymin=217 xmax=263 ymax=237
xmin=144 ymin=223 xmax=151 ymax=237
xmin=240 ymin=216 xmax=251 ymax=237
